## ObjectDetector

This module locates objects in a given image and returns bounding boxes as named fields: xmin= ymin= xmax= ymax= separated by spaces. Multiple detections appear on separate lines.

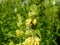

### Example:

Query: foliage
xmin=0 ymin=0 xmax=60 ymax=45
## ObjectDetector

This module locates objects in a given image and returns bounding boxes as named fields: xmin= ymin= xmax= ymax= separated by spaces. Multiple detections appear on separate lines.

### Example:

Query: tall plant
xmin=0 ymin=0 xmax=59 ymax=45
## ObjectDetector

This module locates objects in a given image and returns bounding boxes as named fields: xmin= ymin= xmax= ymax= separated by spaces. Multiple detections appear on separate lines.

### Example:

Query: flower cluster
xmin=16 ymin=29 xmax=24 ymax=38
xmin=25 ymin=18 xmax=37 ymax=26
xmin=14 ymin=4 xmax=41 ymax=45
xmin=22 ymin=37 xmax=40 ymax=45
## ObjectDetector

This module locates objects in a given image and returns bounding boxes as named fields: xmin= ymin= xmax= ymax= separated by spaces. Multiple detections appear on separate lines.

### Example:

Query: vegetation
xmin=0 ymin=0 xmax=60 ymax=45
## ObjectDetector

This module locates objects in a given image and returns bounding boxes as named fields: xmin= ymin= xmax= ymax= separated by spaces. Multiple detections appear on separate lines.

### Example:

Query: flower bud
xmin=16 ymin=29 xmax=24 ymax=38
xmin=25 ymin=30 xmax=32 ymax=37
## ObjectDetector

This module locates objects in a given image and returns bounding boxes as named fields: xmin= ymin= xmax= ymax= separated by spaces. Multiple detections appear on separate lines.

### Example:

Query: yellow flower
xmin=32 ymin=19 xmax=37 ymax=25
xmin=30 ymin=38 xmax=34 ymax=45
xmin=22 ymin=37 xmax=40 ymax=45
xmin=34 ymin=37 xmax=40 ymax=45
xmin=35 ymin=37 xmax=40 ymax=42
xmin=23 ymin=37 xmax=33 ymax=45
xmin=34 ymin=42 xmax=37 ymax=45
xmin=25 ymin=37 xmax=32 ymax=42
xmin=36 ymin=42 xmax=39 ymax=45
xmin=25 ymin=18 xmax=32 ymax=26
